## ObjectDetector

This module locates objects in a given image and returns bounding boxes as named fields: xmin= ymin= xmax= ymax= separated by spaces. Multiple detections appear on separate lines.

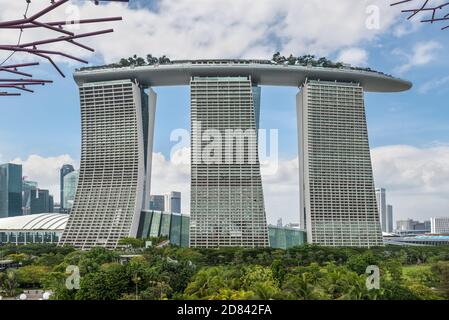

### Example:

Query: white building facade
xmin=375 ymin=188 xmax=394 ymax=233
xmin=59 ymin=80 xmax=157 ymax=249
xmin=298 ymin=80 xmax=383 ymax=247
xmin=189 ymin=76 xmax=269 ymax=248
xmin=431 ymin=217 xmax=449 ymax=234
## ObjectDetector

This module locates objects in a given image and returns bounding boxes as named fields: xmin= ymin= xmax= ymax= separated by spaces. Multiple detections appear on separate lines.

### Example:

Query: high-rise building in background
xmin=150 ymin=195 xmax=165 ymax=211
xmin=376 ymin=188 xmax=387 ymax=232
xmin=30 ymin=189 xmax=53 ymax=214
xmin=49 ymin=195 xmax=54 ymax=213
xmin=0 ymin=163 xmax=23 ymax=218
xmin=430 ymin=217 xmax=449 ymax=234
xmin=189 ymin=76 xmax=269 ymax=248
xmin=63 ymin=171 xmax=79 ymax=211
xmin=387 ymin=205 xmax=394 ymax=233
xmin=375 ymin=188 xmax=394 ymax=233
xmin=60 ymin=80 xmax=157 ymax=249
xmin=150 ymin=192 xmax=182 ymax=213
xmin=165 ymin=191 xmax=181 ymax=214
xmin=60 ymin=164 xmax=75 ymax=212
xmin=298 ymin=81 xmax=383 ymax=246
xmin=22 ymin=180 xmax=38 ymax=215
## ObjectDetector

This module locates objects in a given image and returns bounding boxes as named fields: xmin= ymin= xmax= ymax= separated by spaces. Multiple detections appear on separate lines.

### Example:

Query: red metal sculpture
xmin=391 ymin=0 xmax=449 ymax=30
xmin=0 ymin=0 xmax=128 ymax=96
xmin=0 ymin=63 xmax=52 ymax=96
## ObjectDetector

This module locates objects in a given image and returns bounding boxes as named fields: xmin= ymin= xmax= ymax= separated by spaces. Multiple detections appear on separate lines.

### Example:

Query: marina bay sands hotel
xmin=59 ymin=60 xmax=411 ymax=250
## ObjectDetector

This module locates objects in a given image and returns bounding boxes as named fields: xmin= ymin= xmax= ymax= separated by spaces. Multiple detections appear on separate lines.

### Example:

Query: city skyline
xmin=1 ymin=1 xmax=449 ymax=226
xmin=3 ymin=0 xmax=449 ymax=306
xmin=6 ymin=159 xmax=433 ymax=232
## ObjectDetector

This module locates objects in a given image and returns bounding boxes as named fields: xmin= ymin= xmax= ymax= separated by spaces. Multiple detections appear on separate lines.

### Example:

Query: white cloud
xmin=419 ymin=75 xmax=449 ymax=94
xmin=150 ymin=148 xmax=190 ymax=214
xmin=0 ymin=0 xmax=401 ymax=65
xmin=10 ymin=154 xmax=78 ymax=204
xmin=372 ymin=145 xmax=449 ymax=221
xmin=394 ymin=41 xmax=443 ymax=74
xmin=337 ymin=48 xmax=369 ymax=66
xmin=261 ymin=157 xmax=300 ymax=225
xmin=393 ymin=20 xmax=422 ymax=38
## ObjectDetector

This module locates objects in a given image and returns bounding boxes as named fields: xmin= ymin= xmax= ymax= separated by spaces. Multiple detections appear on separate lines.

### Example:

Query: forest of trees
xmin=1 ymin=242 xmax=449 ymax=300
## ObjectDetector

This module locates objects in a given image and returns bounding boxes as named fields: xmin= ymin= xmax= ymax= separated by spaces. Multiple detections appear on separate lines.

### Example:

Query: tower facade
xmin=149 ymin=195 xmax=165 ymax=211
xmin=387 ymin=204 xmax=394 ymax=233
xmin=30 ymin=189 xmax=52 ymax=214
xmin=22 ymin=180 xmax=38 ymax=215
xmin=189 ymin=76 xmax=269 ymax=248
xmin=164 ymin=191 xmax=181 ymax=214
xmin=59 ymin=80 xmax=156 ymax=249
xmin=297 ymin=80 xmax=383 ymax=247
xmin=63 ymin=171 xmax=79 ymax=211
xmin=0 ymin=163 xmax=22 ymax=218
xmin=375 ymin=188 xmax=387 ymax=233
xmin=60 ymin=164 xmax=74 ymax=212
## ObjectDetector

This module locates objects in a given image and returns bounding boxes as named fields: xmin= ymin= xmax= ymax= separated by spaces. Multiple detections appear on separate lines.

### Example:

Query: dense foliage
xmin=1 ymin=243 xmax=449 ymax=300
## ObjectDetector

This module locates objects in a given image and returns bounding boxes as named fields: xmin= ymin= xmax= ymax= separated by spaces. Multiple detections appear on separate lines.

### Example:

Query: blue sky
xmin=1 ymin=0 xmax=448 ymax=224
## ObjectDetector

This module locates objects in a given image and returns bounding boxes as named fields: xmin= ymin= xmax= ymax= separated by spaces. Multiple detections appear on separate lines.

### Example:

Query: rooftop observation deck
xmin=74 ymin=59 xmax=412 ymax=93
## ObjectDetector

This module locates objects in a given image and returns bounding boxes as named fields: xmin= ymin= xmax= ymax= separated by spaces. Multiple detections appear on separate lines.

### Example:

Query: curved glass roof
xmin=0 ymin=213 xmax=68 ymax=231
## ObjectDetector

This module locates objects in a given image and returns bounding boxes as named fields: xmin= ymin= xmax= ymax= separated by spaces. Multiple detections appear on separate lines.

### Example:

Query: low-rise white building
xmin=0 ymin=213 xmax=68 ymax=245
xmin=430 ymin=217 xmax=449 ymax=234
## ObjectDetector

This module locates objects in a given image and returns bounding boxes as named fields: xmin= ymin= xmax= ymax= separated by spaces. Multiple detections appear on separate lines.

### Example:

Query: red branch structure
xmin=0 ymin=63 xmax=53 ymax=96
xmin=391 ymin=0 xmax=449 ymax=30
xmin=0 ymin=0 xmax=129 ymax=97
